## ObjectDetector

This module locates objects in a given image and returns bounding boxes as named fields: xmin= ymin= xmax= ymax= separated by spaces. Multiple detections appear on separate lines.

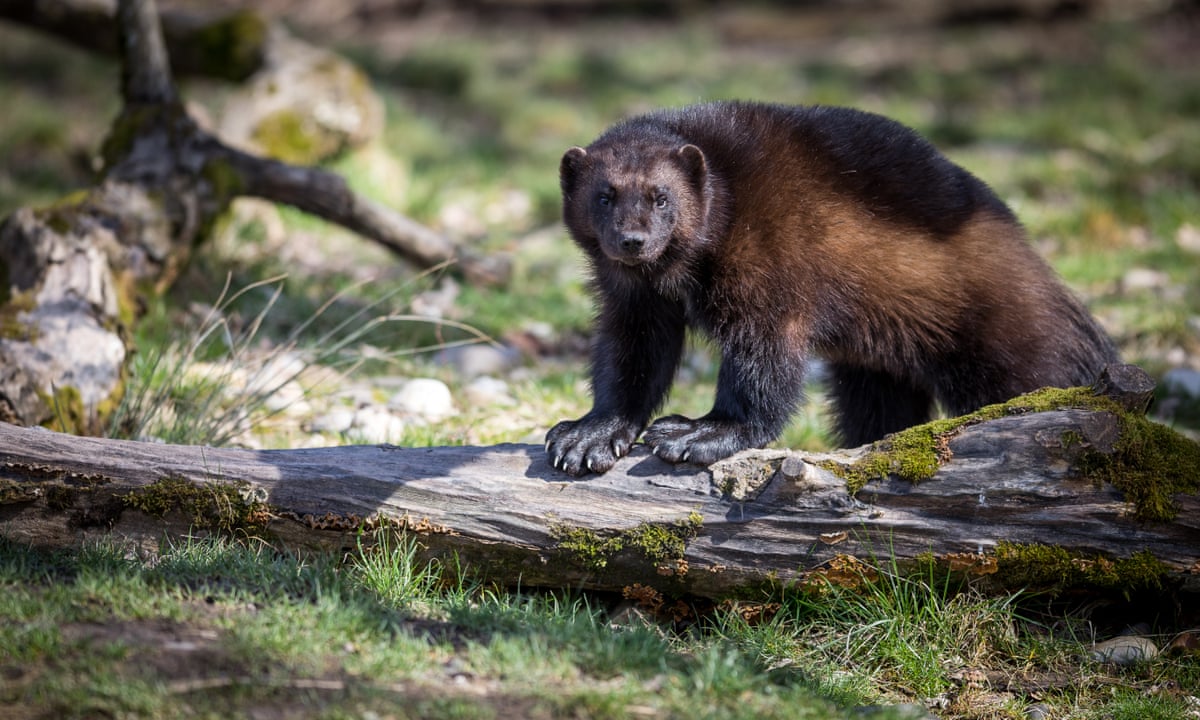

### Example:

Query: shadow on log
xmin=2 ymin=365 xmax=1197 ymax=599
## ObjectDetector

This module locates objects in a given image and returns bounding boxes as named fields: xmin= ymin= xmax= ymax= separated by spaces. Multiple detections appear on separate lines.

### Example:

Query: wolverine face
xmin=560 ymin=143 xmax=709 ymax=268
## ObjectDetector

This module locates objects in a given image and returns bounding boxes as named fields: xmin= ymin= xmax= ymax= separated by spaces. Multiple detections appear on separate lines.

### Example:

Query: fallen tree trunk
xmin=2 ymin=367 xmax=1198 ymax=599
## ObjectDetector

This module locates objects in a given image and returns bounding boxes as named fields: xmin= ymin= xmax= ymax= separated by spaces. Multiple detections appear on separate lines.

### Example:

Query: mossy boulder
xmin=219 ymin=34 xmax=384 ymax=166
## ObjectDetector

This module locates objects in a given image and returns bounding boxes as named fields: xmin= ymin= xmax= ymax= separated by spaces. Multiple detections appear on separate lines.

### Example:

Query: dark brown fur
xmin=546 ymin=101 xmax=1118 ymax=476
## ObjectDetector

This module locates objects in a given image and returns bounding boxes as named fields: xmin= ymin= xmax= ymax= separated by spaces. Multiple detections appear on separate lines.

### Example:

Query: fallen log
xmin=2 ymin=366 xmax=1198 ymax=599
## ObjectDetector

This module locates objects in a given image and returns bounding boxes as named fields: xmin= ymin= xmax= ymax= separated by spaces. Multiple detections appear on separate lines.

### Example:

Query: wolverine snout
xmin=619 ymin=233 xmax=648 ymax=252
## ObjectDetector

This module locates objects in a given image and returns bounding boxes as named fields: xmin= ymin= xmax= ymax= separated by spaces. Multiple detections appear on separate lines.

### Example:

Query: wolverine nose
xmin=619 ymin=233 xmax=647 ymax=252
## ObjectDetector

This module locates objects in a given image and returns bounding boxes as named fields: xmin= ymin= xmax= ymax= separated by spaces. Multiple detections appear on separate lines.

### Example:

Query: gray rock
xmin=389 ymin=378 xmax=455 ymax=420
xmin=218 ymin=32 xmax=383 ymax=165
xmin=1025 ymin=703 xmax=1051 ymax=720
xmin=436 ymin=344 xmax=517 ymax=378
xmin=308 ymin=408 xmax=356 ymax=434
xmin=1163 ymin=367 xmax=1200 ymax=399
xmin=1090 ymin=635 xmax=1158 ymax=665
xmin=1122 ymin=267 xmax=1170 ymax=293
xmin=463 ymin=376 xmax=516 ymax=407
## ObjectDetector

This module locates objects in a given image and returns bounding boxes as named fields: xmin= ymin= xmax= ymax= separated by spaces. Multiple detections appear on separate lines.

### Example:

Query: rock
xmin=1121 ymin=267 xmax=1170 ymax=293
xmin=708 ymin=449 xmax=791 ymax=501
xmin=463 ymin=376 xmax=516 ymax=407
xmin=308 ymin=408 xmax=355 ymax=434
xmin=437 ymin=344 xmax=517 ymax=378
xmin=1163 ymin=367 xmax=1200 ymax=399
xmin=218 ymin=30 xmax=383 ymax=165
xmin=1176 ymin=223 xmax=1200 ymax=254
xmin=263 ymin=380 xmax=311 ymax=416
xmin=1024 ymin=702 xmax=1051 ymax=720
xmin=349 ymin=406 xmax=405 ymax=444
xmin=1090 ymin=635 xmax=1158 ymax=665
xmin=411 ymin=278 xmax=460 ymax=320
xmin=252 ymin=353 xmax=307 ymax=388
xmin=389 ymin=378 xmax=455 ymax=420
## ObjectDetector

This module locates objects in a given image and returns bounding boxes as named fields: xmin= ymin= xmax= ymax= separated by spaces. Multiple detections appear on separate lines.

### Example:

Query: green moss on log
xmin=828 ymin=386 xmax=1116 ymax=493
xmin=551 ymin=512 xmax=703 ymax=572
xmin=994 ymin=541 xmax=1171 ymax=597
xmin=1075 ymin=410 xmax=1200 ymax=521
xmin=822 ymin=383 xmax=1199 ymax=521
xmin=122 ymin=476 xmax=272 ymax=533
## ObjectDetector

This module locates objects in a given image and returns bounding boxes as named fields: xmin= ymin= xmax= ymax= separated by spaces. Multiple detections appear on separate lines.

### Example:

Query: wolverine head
xmin=560 ymin=141 xmax=710 ymax=268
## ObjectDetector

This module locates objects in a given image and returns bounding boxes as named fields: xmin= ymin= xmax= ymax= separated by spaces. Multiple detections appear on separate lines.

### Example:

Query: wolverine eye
xmin=597 ymin=191 xmax=613 ymax=207
xmin=654 ymin=194 xmax=669 ymax=209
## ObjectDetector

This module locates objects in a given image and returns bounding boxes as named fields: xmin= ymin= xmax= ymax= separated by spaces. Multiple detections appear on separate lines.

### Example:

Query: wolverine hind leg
xmin=828 ymin=364 xmax=934 ymax=447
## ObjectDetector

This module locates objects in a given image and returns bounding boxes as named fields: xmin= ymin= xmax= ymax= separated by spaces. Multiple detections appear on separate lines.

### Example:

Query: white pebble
xmin=389 ymin=378 xmax=455 ymax=419
xmin=308 ymin=408 xmax=356 ymax=434
xmin=1090 ymin=635 xmax=1158 ymax=665
xmin=351 ymin=406 xmax=406 ymax=444
xmin=463 ymin=376 xmax=516 ymax=407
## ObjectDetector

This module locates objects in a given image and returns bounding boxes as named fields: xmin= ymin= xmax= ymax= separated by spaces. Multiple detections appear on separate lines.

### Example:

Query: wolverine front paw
xmin=643 ymin=414 xmax=761 ymax=465
xmin=545 ymin=413 xmax=642 ymax=476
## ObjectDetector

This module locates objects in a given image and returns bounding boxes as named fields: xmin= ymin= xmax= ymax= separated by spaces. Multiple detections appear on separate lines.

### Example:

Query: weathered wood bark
xmin=0 ymin=0 xmax=508 ymax=429
xmin=2 ymin=377 xmax=1198 ymax=599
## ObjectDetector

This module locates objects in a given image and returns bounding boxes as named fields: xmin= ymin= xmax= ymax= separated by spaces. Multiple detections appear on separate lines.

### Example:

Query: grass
xmin=0 ymin=534 xmax=854 ymax=719
xmin=2 ymin=533 xmax=1196 ymax=719
xmin=3 ymin=5 xmax=1200 ymax=719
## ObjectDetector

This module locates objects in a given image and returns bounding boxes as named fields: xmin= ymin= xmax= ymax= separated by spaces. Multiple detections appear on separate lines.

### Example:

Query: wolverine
xmin=545 ymin=100 xmax=1117 ymax=476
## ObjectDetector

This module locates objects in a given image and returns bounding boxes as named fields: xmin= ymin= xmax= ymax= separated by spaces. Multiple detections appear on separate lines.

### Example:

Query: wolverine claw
xmin=587 ymin=458 xmax=594 ymax=471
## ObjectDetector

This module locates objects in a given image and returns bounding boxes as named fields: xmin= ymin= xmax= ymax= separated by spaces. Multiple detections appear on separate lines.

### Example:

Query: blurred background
xmin=1 ymin=0 xmax=1197 ymax=449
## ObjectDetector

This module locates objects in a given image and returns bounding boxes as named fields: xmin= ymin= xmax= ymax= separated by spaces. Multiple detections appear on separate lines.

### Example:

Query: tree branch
xmin=0 ymin=0 xmax=267 ymax=81
xmin=117 ymin=0 xmax=176 ymax=104
xmin=220 ymin=146 xmax=511 ymax=285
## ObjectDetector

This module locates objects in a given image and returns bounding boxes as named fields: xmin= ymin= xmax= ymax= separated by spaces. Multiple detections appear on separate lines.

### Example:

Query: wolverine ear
xmin=560 ymin=147 xmax=588 ymax=195
xmin=675 ymin=144 xmax=708 ymax=193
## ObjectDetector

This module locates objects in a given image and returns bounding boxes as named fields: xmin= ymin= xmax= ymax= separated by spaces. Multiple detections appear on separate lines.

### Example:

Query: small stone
xmin=250 ymin=352 xmax=307 ymax=391
xmin=780 ymin=454 xmax=807 ymax=479
xmin=1121 ymin=267 xmax=1170 ymax=293
xmin=1162 ymin=367 xmax=1200 ymax=399
xmin=350 ymin=406 xmax=405 ymax=444
xmin=1176 ymin=223 xmax=1200 ymax=254
xmin=436 ymin=344 xmax=516 ymax=378
xmin=411 ymin=278 xmax=460 ymax=319
xmin=1024 ymin=702 xmax=1051 ymax=720
xmin=1091 ymin=635 xmax=1158 ymax=665
xmin=463 ymin=376 xmax=516 ymax=407
xmin=263 ymin=380 xmax=309 ymax=414
xmin=709 ymin=449 xmax=790 ymax=501
xmin=308 ymin=408 xmax=355 ymax=434
xmin=389 ymin=378 xmax=455 ymax=420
